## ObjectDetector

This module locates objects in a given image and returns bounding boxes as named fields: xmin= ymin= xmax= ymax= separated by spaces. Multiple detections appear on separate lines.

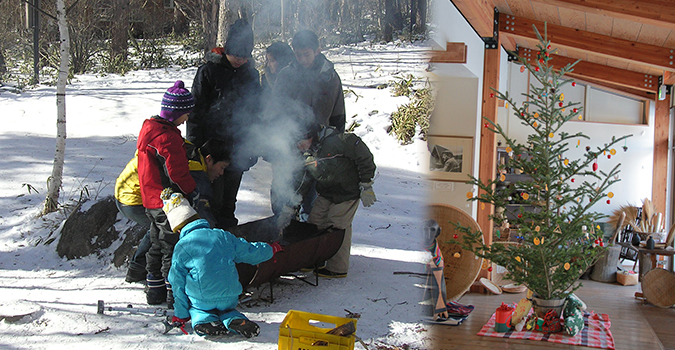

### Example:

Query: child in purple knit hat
xmin=160 ymin=80 xmax=195 ymax=122
xmin=137 ymin=80 xmax=198 ymax=307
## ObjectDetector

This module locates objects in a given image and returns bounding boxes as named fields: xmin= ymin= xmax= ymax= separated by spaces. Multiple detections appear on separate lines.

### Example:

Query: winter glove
xmin=359 ymin=181 xmax=376 ymax=207
xmin=276 ymin=205 xmax=296 ymax=230
xmin=269 ymin=241 xmax=284 ymax=263
xmin=171 ymin=316 xmax=190 ymax=335
xmin=270 ymin=241 xmax=284 ymax=255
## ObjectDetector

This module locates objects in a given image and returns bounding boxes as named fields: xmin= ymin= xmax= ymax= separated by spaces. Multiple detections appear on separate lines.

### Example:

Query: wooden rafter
xmin=500 ymin=13 xmax=675 ymax=71
xmin=517 ymin=47 xmax=660 ymax=93
xmin=530 ymin=0 xmax=675 ymax=30
xmin=664 ymin=71 xmax=675 ymax=86
xmin=450 ymin=0 xmax=496 ymax=38
xmin=430 ymin=43 xmax=468 ymax=63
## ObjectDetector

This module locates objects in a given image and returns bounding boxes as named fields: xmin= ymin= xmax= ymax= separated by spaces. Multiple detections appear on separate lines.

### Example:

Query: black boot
xmin=145 ymin=274 xmax=166 ymax=305
xmin=125 ymin=268 xmax=147 ymax=283
xmin=229 ymin=318 xmax=260 ymax=338
xmin=193 ymin=321 xmax=230 ymax=336
xmin=166 ymin=281 xmax=174 ymax=309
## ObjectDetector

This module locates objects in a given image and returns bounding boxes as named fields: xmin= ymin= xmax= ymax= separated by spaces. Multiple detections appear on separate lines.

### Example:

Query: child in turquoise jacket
xmin=161 ymin=190 xmax=282 ymax=337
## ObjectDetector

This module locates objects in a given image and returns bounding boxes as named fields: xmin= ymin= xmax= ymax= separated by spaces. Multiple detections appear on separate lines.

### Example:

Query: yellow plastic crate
xmin=278 ymin=310 xmax=358 ymax=350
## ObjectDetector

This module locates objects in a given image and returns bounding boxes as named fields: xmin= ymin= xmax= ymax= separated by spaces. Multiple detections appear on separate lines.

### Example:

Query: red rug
xmin=477 ymin=311 xmax=615 ymax=349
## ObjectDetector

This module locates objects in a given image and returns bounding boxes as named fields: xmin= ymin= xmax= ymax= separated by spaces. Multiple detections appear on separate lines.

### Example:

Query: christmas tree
xmin=454 ymin=26 xmax=630 ymax=300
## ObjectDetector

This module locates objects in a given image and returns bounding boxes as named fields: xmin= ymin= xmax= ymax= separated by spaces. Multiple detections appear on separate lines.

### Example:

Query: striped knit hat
xmin=160 ymin=80 xmax=195 ymax=122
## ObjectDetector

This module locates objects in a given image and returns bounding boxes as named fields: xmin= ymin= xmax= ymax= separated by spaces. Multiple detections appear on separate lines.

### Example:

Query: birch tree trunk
xmin=43 ymin=0 xmax=70 ymax=215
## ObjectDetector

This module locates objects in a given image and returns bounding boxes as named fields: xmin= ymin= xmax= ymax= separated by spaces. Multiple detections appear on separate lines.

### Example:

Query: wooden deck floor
xmin=430 ymin=280 xmax=668 ymax=350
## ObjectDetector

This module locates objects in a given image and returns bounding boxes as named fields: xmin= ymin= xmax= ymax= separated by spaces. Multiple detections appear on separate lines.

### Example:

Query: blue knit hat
xmin=160 ymin=80 xmax=195 ymax=122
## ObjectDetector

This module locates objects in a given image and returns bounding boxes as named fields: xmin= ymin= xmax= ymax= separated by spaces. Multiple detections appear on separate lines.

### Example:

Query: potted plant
xmin=453 ymin=25 xmax=630 ymax=317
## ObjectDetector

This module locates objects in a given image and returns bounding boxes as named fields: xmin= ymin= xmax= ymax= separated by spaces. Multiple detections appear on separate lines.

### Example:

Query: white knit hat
xmin=161 ymin=189 xmax=198 ymax=232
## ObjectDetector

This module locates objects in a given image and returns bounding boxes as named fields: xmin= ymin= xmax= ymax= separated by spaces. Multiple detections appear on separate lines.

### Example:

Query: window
xmin=586 ymin=87 xmax=645 ymax=124
xmin=514 ymin=63 xmax=647 ymax=125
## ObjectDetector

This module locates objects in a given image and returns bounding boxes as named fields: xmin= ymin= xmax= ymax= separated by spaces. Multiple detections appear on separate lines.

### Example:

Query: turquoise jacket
xmin=168 ymin=219 xmax=273 ymax=319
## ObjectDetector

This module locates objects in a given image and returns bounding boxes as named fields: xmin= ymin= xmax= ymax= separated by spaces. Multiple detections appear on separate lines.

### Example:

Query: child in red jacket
xmin=137 ymin=80 xmax=198 ymax=306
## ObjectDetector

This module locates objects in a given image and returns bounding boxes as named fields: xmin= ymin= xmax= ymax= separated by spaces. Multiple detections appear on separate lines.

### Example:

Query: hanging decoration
xmin=592 ymin=159 xmax=598 ymax=171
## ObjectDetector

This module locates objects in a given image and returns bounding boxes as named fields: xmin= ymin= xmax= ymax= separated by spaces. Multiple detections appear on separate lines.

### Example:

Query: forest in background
xmin=0 ymin=0 xmax=428 ymax=88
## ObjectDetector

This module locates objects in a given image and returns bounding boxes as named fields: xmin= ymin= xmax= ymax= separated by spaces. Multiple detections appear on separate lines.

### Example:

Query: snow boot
xmin=193 ymin=321 xmax=230 ymax=336
xmin=229 ymin=318 xmax=260 ymax=338
xmin=125 ymin=268 xmax=147 ymax=283
xmin=165 ymin=281 xmax=174 ymax=309
xmin=145 ymin=274 xmax=167 ymax=305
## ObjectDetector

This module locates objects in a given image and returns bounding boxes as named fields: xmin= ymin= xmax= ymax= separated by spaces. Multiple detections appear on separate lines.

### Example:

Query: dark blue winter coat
xmin=168 ymin=219 xmax=272 ymax=319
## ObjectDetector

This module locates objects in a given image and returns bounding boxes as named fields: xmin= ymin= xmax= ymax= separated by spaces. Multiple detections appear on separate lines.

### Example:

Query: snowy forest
xmin=0 ymin=0 xmax=428 ymax=87
xmin=0 ymin=0 xmax=432 ymax=347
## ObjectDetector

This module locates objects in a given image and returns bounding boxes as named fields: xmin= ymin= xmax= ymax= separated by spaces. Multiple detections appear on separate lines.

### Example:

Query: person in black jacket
xmin=188 ymin=19 xmax=262 ymax=230
xmin=261 ymin=41 xmax=295 ymax=93
xmin=271 ymin=30 xmax=346 ymax=221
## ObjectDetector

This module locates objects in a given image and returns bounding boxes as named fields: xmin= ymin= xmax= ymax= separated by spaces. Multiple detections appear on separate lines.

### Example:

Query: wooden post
xmin=652 ymin=94 xmax=669 ymax=217
xmin=471 ymin=39 xmax=500 ymax=292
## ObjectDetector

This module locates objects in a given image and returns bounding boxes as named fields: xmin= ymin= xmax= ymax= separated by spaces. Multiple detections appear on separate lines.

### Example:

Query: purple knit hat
xmin=160 ymin=80 xmax=195 ymax=122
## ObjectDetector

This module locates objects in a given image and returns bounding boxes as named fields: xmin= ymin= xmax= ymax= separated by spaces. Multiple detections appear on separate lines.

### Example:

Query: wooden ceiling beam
xmin=450 ymin=0 xmax=496 ymax=38
xmin=517 ymin=47 xmax=660 ymax=93
xmin=664 ymin=71 xmax=675 ymax=86
xmin=567 ymin=75 xmax=654 ymax=100
xmin=530 ymin=0 xmax=675 ymax=30
xmin=500 ymin=13 xmax=675 ymax=71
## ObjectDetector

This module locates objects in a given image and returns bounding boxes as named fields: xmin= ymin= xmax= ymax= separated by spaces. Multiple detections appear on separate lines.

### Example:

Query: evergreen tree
xmin=454 ymin=26 xmax=630 ymax=300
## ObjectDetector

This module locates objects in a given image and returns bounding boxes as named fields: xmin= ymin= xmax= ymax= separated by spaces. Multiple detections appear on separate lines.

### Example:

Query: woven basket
xmin=428 ymin=203 xmax=484 ymax=301
xmin=641 ymin=268 xmax=675 ymax=308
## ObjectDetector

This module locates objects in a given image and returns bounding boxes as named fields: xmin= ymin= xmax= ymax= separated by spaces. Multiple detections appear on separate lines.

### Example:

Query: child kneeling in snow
xmin=161 ymin=189 xmax=283 ymax=337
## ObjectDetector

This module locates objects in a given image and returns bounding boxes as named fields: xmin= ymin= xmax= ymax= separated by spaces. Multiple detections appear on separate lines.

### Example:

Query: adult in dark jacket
xmin=273 ymin=30 xmax=346 ymax=131
xmin=261 ymin=41 xmax=295 ymax=93
xmin=272 ymin=30 xmax=346 ymax=221
xmin=278 ymin=124 xmax=377 ymax=278
xmin=188 ymin=18 xmax=261 ymax=230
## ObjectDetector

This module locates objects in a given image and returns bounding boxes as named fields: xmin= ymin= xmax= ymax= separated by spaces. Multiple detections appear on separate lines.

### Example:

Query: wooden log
xmin=590 ymin=245 xmax=621 ymax=282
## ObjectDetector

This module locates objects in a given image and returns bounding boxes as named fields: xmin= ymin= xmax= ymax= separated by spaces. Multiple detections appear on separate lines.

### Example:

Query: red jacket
xmin=137 ymin=117 xmax=196 ymax=209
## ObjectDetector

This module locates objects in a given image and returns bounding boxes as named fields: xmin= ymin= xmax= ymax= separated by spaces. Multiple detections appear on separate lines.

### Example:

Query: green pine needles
xmin=453 ymin=25 xmax=631 ymax=300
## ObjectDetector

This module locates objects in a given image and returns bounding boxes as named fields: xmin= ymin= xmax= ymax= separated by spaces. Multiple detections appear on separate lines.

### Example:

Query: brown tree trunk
xmin=354 ymin=0 xmax=362 ymax=41
xmin=201 ymin=0 xmax=219 ymax=53
xmin=383 ymin=0 xmax=395 ymax=42
xmin=417 ymin=0 xmax=426 ymax=33
xmin=110 ymin=0 xmax=128 ymax=62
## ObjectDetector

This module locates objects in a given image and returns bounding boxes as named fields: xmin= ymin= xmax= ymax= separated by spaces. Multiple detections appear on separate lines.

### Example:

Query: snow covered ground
xmin=0 ymin=40 xmax=434 ymax=349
